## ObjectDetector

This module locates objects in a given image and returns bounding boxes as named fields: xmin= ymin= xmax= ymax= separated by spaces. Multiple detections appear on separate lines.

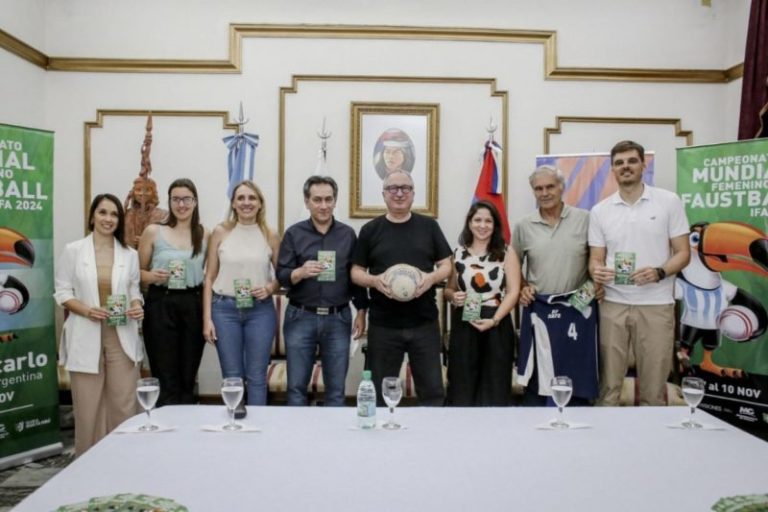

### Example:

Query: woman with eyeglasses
xmin=138 ymin=178 xmax=209 ymax=406
xmin=203 ymin=180 xmax=280 ymax=406
xmin=444 ymin=200 xmax=521 ymax=406
xmin=54 ymin=193 xmax=144 ymax=455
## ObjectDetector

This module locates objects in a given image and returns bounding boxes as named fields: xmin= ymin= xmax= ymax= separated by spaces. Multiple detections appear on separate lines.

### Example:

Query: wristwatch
xmin=655 ymin=267 xmax=667 ymax=281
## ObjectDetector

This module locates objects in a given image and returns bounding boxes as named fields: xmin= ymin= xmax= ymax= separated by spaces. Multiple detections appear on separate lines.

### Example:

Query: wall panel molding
xmin=543 ymin=116 xmax=693 ymax=154
xmin=0 ymin=28 xmax=48 ymax=68
xmin=278 ymin=74 xmax=508 ymax=232
xmin=1 ymin=24 xmax=743 ymax=83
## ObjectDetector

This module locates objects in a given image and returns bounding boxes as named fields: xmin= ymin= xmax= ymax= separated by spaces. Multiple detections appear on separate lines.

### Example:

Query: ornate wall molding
xmin=278 ymin=74 xmax=508 ymax=232
xmin=1 ymin=24 xmax=743 ymax=83
xmin=0 ymin=28 xmax=48 ymax=68
xmin=543 ymin=115 xmax=693 ymax=154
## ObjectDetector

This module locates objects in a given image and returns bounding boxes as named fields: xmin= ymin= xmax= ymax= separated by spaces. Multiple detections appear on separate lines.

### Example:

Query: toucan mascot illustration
xmin=0 ymin=227 xmax=35 ymax=267
xmin=675 ymin=222 xmax=768 ymax=378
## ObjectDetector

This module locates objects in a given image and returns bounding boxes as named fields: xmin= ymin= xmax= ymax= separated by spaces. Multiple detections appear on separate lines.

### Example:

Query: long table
xmin=14 ymin=405 xmax=768 ymax=511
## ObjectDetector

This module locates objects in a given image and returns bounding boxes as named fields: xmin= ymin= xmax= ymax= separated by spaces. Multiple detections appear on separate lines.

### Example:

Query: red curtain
xmin=739 ymin=0 xmax=768 ymax=139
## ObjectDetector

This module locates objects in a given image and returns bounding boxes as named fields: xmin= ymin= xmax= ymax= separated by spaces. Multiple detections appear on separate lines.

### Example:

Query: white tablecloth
xmin=14 ymin=405 xmax=768 ymax=512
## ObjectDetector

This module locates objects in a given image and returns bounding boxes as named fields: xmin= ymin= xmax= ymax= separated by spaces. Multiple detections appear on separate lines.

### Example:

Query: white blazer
xmin=53 ymin=234 xmax=144 ymax=373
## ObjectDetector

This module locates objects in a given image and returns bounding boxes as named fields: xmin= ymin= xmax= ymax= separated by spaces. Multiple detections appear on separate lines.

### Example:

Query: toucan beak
xmin=0 ymin=227 xmax=35 ymax=267
xmin=699 ymin=222 xmax=768 ymax=276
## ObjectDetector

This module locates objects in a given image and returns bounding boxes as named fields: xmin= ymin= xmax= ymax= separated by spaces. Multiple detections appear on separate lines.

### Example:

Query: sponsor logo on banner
xmin=737 ymin=406 xmax=757 ymax=423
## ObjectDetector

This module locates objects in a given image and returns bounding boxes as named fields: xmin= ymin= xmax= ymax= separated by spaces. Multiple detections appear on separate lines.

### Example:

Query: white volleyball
xmin=385 ymin=264 xmax=423 ymax=302
xmin=717 ymin=305 xmax=759 ymax=342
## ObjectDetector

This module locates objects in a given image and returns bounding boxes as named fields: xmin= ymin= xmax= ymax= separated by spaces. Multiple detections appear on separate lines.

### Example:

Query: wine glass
xmin=550 ymin=376 xmax=573 ymax=429
xmin=681 ymin=376 xmax=706 ymax=429
xmin=382 ymin=377 xmax=403 ymax=430
xmin=221 ymin=377 xmax=244 ymax=431
xmin=136 ymin=377 xmax=160 ymax=432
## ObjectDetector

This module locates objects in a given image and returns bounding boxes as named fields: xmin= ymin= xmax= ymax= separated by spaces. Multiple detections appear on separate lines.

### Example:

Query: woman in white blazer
xmin=54 ymin=193 xmax=144 ymax=456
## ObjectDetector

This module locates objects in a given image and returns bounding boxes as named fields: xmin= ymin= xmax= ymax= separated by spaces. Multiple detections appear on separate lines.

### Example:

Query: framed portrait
xmin=350 ymin=102 xmax=439 ymax=217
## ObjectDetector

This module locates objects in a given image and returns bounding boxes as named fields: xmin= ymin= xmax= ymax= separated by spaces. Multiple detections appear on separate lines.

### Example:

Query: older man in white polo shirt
xmin=589 ymin=140 xmax=690 ymax=406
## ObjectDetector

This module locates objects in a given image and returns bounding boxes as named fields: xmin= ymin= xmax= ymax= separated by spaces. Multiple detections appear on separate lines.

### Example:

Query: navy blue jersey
xmin=518 ymin=292 xmax=599 ymax=400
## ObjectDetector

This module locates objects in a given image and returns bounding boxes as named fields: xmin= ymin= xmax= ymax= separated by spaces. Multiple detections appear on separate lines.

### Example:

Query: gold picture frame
xmin=350 ymin=102 xmax=439 ymax=218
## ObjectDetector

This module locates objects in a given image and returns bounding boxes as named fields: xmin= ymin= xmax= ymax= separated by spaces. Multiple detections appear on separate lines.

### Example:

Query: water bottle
xmin=357 ymin=370 xmax=377 ymax=429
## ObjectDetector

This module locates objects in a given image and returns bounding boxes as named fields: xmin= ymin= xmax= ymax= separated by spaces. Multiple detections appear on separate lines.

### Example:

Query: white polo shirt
xmin=588 ymin=185 xmax=689 ymax=305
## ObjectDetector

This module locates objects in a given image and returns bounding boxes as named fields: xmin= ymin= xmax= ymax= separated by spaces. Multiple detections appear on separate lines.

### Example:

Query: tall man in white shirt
xmin=589 ymin=140 xmax=690 ymax=406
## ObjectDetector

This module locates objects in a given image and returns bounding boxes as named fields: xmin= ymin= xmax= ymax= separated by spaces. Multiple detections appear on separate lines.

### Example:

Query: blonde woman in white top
xmin=203 ymin=180 xmax=280 ymax=405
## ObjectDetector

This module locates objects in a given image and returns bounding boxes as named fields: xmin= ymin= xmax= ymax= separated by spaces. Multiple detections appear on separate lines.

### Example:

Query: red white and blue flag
xmin=474 ymin=140 xmax=510 ymax=242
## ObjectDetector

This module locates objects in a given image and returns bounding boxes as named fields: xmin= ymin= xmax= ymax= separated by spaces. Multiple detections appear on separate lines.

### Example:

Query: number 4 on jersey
xmin=567 ymin=322 xmax=578 ymax=340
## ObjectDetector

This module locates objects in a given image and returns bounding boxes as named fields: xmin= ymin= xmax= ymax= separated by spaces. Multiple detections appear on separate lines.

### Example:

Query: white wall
xmin=22 ymin=0 xmax=747 ymax=254
xmin=723 ymin=0 xmax=750 ymax=139
xmin=42 ymin=0 xmax=742 ymax=68
xmin=0 ymin=0 xmax=46 ymax=128
xmin=0 ymin=0 xmax=45 ymax=49
xmin=0 ymin=52 xmax=46 ymax=129
xmin=0 ymin=0 xmax=751 ymax=394
xmin=724 ymin=0 xmax=750 ymax=65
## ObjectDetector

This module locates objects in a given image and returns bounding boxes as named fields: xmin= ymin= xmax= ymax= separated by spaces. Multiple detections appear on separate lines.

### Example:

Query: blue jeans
xmin=284 ymin=304 xmax=352 ymax=406
xmin=211 ymin=294 xmax=276 ymax=405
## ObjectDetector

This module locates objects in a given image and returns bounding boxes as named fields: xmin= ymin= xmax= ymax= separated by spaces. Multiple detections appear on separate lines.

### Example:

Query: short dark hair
xmin=303 ymin=175 xmax=338 ymax=200
xmin=88 ymin=193 xmax=127 ymax=248
xmin=610 ymin=140 xmax=645 ymax=163
xmin=458 ymin=200 xmax=506 ymax=262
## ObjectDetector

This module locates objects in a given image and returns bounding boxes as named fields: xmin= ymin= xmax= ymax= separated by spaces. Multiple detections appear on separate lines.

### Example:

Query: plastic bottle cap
xmin=362 ymin=370 xmax=372 ymax=381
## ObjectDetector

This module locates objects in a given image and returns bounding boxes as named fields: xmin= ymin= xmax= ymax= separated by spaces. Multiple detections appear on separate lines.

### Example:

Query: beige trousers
xmin=598 ymin=301 xmax=675 ymax=406
xmin=70 ymin=326 xmax=139 ymax=456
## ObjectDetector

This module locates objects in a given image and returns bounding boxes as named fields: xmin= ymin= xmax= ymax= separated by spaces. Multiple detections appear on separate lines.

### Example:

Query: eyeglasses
xmin=383 ymin=185 xmax=414 ymax=195
xmin=171 ymin=196 xmax=196 ymax=206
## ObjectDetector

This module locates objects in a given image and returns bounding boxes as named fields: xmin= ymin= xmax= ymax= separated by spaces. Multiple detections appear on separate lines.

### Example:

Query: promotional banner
xmin=0 ymin=123 xmax=61 ymax=469
xmin=536 ymin=152 xmax=655 ymax=209
xmin=677 ymin=139 xmax=768 ymax=435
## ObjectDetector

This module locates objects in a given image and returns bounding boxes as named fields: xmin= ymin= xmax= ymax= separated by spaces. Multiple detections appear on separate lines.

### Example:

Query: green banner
xmin=0 ymin=123 xmax=61 ymax=467
xmin=677 ymin=139 xmax=768 ymax=433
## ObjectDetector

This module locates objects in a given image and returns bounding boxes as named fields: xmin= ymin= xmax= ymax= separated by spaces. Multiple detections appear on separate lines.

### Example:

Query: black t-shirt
xmin=352 ymin=213 xmax=451 ymax=327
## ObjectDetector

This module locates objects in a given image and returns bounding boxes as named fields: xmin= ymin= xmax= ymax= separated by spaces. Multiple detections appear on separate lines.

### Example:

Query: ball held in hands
xmin=384 ymin=264 xmax=423 ymax=302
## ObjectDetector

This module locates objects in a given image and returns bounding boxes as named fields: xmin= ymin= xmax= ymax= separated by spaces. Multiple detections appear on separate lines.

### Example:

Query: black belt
xmin=289 ymin=301 xmax=348 ymax=315
xmin=148 ymin=284 xmax=203 ymax=295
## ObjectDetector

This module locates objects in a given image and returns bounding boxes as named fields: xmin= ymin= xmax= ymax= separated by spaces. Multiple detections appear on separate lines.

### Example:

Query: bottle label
xmin=357 ymin=403 xmax=375 ymax=417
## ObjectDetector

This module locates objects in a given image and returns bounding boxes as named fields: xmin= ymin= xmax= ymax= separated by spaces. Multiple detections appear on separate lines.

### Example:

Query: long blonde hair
xmin=226 ymin=180 xmax=272 ymax=238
